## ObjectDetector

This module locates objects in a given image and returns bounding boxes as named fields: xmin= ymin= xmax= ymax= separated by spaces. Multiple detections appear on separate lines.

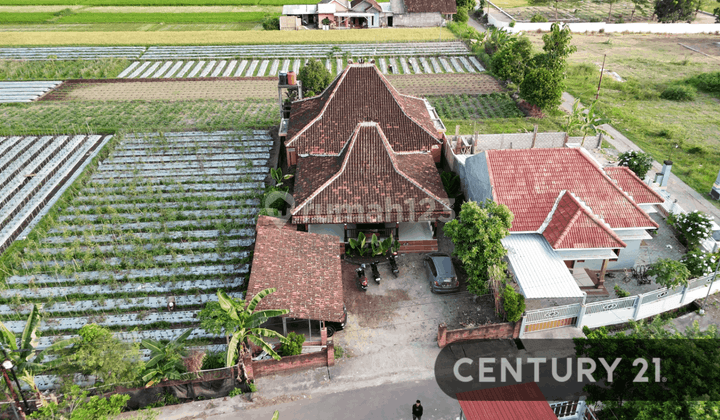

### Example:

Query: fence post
xmin=518 ymin=315 xmax=527 ymax=338
xmin=576 ymin=304 xmax=587 ymax=330
xmin=632 ymin=295 xmax=643 ymax=321
xmin=530 ymin=125 xmax=538 ymax=148
xmin=680 ymin=284 xmax=691 ymax=305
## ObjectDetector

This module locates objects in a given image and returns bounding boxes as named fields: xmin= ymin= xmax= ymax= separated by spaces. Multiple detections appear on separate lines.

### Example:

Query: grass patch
xmin=487 ymin=0 xmax=529 ymax=8
xmin=0 ymin=0 xmax=326 ymax=5
xmin=565 ymin=63 xmax=720 ymax=207
xmin=55 ymin=11 xmax=278 ymax=23
xmin=0 ymin=99 xmax=277 ymax=135
xmin=0 ymin=11 xmax=54 ymax=22
xmin=0 ymin=27 xmax=456 ymax=45
xmin=427 ymin=93 xmax=524 ymax=120
xmin=0 ymin=58 xmax=129 ymax=80
xmin=443 ymin=116 xmax=565 ymax=135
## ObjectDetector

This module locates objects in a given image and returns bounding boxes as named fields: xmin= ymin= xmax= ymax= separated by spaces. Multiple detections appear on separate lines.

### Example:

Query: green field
xmin=0 ymin=0 xmax=306 ymax=4
xmin=0 ymin=58 xmax=130 ymax=80
xmin=56 ymin=11 xmax=278 ymax=23
xmin=0 ymin=11 xmax=54 ymax=22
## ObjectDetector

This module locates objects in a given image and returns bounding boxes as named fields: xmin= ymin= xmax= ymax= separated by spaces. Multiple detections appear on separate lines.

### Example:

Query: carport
xmin=501 ymin=234 xmax=584 ymax=299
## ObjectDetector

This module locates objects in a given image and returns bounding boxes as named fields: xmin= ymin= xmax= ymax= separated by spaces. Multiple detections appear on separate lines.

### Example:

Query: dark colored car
xmin=423 ymin=253 xmax=459 ymax=293
xmin=324 ymin=305 xmax=347 ymax=337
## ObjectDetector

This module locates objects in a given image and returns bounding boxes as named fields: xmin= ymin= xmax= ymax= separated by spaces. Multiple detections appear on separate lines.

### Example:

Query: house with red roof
xmin=281 ymin=62 xmax=452 ymax=253
xmin=462 ymin=147 xmax=664 ymax=298
xmin=282 ymin=0 xmax=455 ymax=28
xmin=246 ymin=216 xmax=347 ymax=339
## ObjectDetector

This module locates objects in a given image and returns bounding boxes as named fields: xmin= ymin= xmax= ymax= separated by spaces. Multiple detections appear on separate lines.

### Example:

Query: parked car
xmin=324 ymin=305 xmax=347 ymax=337
xmin=423 ymin=253 xmax=459 ymax=293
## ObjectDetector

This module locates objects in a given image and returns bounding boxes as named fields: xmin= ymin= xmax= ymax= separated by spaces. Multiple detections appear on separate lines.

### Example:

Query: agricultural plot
xmin=0 ymin=131 xmax=271 ymax=368
xmin=506 ymin=0 xmax=649 ymax=22
xmin=0 ymin=46 xmax=145 ymax=60
xmin=117 ymin=55 xmax=485 ymax=78
xmin=386 ymin=74 xmax=504 ymax=96
xmin=427 ymin=93 xmax=524 ymax=120
xmin=0 ymin=80 xmax=61 ymax=103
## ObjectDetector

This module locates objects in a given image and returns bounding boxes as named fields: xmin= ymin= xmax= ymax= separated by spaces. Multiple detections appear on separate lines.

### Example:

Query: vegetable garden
xmin=0 ymin=130 xmax=271 ymax=389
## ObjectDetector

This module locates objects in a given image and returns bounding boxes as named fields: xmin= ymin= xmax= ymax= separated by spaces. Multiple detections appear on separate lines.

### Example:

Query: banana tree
xmin=370 ymin=234 xmax=392 ymax=257
xmin=0 ymin=305 xmax=77 ymax=398
xmin=270 ymin=168 xmax=293 ymax=187
xmin=348 ymin=232 xmax=369 ymax=257
xmin=390 ymin=233 xmax=401 ymax=254
xmin=579 ymin=100 xmax=609 ymax=147
xmin=217 ymin=289 xmax=289 ymax=382
xmin=141 ymin=328 xmax=193 ymax=388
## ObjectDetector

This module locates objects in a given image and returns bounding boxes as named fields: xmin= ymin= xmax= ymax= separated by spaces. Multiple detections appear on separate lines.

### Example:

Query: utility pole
xmin=699 ymin=257 xmax=720 ymax=315
xmin=595 ymin=54 xmax=606 ymax=101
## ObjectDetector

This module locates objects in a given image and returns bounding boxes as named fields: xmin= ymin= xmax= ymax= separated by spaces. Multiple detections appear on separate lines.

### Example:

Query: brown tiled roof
xmin=292 ymin=122 xmax=451 ymax=224
xmin=285 ymin=64 xmax=442 ymax=156
xmin=541 ymin=191 xmax=626 ymax=250
xmin=403 ymin=0 xmax=457 ymax=14
xmin=485 ymin=148 xmax=658 ymax=233
xmin=247 ymin=216 xmax=344 ymax=323
xmin=603 ymin=166 xmax=665 ymax=205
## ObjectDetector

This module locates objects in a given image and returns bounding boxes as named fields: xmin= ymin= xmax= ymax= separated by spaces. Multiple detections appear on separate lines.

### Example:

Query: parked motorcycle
xmin=370 ymin=261 xmax=381 ymax=285
xmin=388 ymin=251 xmax=399 ymax=278
xmin=355 ymin=264 xmax=368 ymax=291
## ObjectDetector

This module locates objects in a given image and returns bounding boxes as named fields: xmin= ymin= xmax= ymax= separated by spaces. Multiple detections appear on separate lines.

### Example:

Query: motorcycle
xmin=388 ymin=251 xmax=399 ymax=278
xmin=355 ymin=264 xmax=368 ymax=291
xmin=370 ymin=261 xmax=381 ymax=285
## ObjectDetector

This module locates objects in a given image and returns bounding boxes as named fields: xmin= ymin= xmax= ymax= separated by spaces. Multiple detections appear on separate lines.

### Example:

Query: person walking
xmin=412 ymin=400 xmax=423 ymax=420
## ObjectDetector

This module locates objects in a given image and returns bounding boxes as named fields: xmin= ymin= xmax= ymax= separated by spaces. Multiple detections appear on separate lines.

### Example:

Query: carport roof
xmin=247 ymin=216 xmax=345 ymax=323
xmin=501 ymin=234 xmax=584 ymax=299
xmin=456 ymin=382 xmax=558 ymax=420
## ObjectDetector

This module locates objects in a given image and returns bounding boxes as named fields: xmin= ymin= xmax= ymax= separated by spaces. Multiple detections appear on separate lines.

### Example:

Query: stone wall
xmin=437 ymin=321 xmax=521 ymax=347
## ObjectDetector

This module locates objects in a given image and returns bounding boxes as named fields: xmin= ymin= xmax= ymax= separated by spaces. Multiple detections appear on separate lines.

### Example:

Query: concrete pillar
xmin=632 ymin=295 xmax=642 ymax=320
xmin=327 ymin=342 xmax=335 ymax=367
xmin=320 ymin=325 xmax=328 ymax=346
xmin=654 ymin=160 xmax=672 ymax=188
xmin=437 ymin=322 xmax=447 ymax=348
xmin=282 ymin=317 xmax=288 ymax=336
xmin=518 ymin=315 xmax=528 ymax=338
xmin=680 ymin=283 xmax=691 ymax=305
xmin=711 ymin=169 xmax=720 ymax=200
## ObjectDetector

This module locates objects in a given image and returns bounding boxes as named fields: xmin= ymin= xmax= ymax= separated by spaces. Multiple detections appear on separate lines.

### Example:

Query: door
xmin=388 ymin=16 xmax=393 ymax=26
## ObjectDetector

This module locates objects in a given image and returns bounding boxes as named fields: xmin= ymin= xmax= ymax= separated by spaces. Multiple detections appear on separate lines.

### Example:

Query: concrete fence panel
xmin=438 ymin=321 xmax=521 ymax=347
xmin=500 ymin=21 xmax=720 ymax=35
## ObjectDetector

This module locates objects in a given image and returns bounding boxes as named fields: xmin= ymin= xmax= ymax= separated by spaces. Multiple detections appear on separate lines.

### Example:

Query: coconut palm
xmin=216 ymin=289 xmax=289 ymax=381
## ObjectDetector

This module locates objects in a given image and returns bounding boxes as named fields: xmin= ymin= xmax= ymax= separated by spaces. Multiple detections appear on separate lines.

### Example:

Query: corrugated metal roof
xmin=502 ymin=234 xmax=584 ymax=299
xmin=282 ymin=4 xmax=318 ymax=14
xmin=379 ymin=2 xmax=392 ymax=12
xmin=457 ymin=382 xmax=558 ymax=420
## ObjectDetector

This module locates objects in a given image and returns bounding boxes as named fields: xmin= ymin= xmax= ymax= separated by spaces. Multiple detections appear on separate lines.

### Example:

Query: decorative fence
xmin=522 ymin=273 xmax=720 ymax=334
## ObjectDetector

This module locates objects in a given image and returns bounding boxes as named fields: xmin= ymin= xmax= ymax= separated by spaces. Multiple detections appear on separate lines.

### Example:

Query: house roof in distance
xmin=247 ymin=216 xmax=344 ymax=323
xmin=485 ymin=148 xmax=658 ymax=235
xmin=403 ymin=0 xmax=457 ymax=14
xmin=351 ymin=0 xmax=382 ymax=10
xmin=603 ymin=166 xmax=665 ymax=205
xmin=541 ymin=191 xmax=627 ymax=250
xmin=456 ymin=382 xmax=559 ymax=420
xmin=292 ymin=122 xmax=451 ymax=224
xmin=285 ymin=63 xmax=442 ymax=156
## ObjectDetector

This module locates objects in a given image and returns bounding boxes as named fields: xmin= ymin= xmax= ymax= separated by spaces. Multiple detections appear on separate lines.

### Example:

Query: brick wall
xmin=437 ymin=321 xmax=521 ymax=347
xmin=399 ymin=239 xmax=438 ymax=253
xmin=252 ymin=344 xmax=335 ymax=378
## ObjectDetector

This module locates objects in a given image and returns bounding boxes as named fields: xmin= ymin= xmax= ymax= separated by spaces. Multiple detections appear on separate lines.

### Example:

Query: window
xmin=428 ymin=259 xmax=438 ymax=277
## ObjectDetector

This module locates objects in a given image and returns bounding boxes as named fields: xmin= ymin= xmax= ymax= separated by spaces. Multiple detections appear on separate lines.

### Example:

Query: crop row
xmin=82 ymin=182 xmax=262 ymax=194
xmin=64 ymin=199 xmax=257 ymax=212
xmin=31 ymin=239 xmax=252 ymax=257
xmin=40 ymin=228 xmax=252 ymax=245
xmin=21 ymin=250 xmax=250 ymax=270
xmin=0 ymin=46 xmax=146 ymax=61
xmin=0 ymin=81 xmax=62 ymax=103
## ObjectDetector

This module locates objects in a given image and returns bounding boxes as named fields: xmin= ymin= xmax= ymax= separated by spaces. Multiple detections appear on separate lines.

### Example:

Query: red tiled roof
xmin=604 ymin=166 xmax=665 ymax=205
xmin=292 ymin=122 xmax=451 ymax=224
xmin=285 ymin=64 xmax=442 ymax=156
xmin=351 ymin=0 xmax=381 ymax=10
xmin=485 ymin=148 xmax=658 ymax=233
xmin=247 ymin=216 xmax=344 ymax=323
xmin=456 ymin=383 xmax=558 ymax=420
xmin=403 ymin=0 xmax=457 ymax=14
xmin=541 ymin=191 xmax=626 ymax=249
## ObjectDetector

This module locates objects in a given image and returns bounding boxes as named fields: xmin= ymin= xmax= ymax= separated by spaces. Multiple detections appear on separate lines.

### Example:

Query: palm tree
xmin=216 ymin=289 xmax=289 ymax=382
xmin=0 ymin=305 xmax=75 ymax=397
xmin=141 ymin=328 xmax=193 ymax=387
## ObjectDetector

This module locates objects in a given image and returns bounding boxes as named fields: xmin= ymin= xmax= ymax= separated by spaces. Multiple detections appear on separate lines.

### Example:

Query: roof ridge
xmin=605 ymin=165 xmax=665 ymax=204
xmin=538 ymin=190 xmax=567 ymax=234
xmin=573 ymin=148 xmax=658 ymax=229
xmin=285 ymin=65 xmax=351 ymax=148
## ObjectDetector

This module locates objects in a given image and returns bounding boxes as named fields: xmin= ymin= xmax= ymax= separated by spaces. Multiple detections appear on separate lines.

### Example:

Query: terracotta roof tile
xmin=247 ymin=216 xmax=344 ymax=323
xmin=285 ymin=64 xmax=442 ymax=156
xmin=292 ymin=122 xmax=450 ymax=224
xmin=403 ymin=0 xmax=457 ymax=14
xmin=541 ymin=191 xmax=626 ymax=249
xmin=603 ymin=166 xmax=665 ymax=204
xmin=485 ymin=148 xmax=658 ymax=233
xmin=456 ymin=382 xmax=558 ymax=420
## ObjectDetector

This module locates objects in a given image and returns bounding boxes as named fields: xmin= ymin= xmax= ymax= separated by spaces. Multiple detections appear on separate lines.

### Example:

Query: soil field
xmin=386 ymin=73 xmax=505 ymax=96
xmin=41 ymin=77 xmax=277 ymax=101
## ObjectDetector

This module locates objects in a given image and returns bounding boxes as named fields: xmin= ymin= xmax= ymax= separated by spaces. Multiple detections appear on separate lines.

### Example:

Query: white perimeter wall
xmin=488 ymin=14 xmax=720 ymax=34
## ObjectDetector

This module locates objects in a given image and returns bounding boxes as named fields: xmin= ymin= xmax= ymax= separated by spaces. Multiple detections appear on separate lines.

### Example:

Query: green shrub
xmin=454 ymin=7 xmax=469 ymax=23
xmin=687 ymin=71 xmax=720 ymax=94
xmin=660 ymin=84 xmax=696 ymax=101
xmin=647 ymin=258 xmax=692 ymax=289
xmin=509 ymin=20 xmax=515 ymax=27
xmin=298 ymin=57 xmax=332 ymax=97
xmin=614 ymin=285 xmax=630 ymax=298
xmin=262 ymin=15 xmax=279 ymax=30
xmin=668 ymin=210 xmax=714 ymax=250
xmin=278 ymin=332 xmax=305 ymax=357
xmin=228 ymin=388 xmax=244 ymax=397
xmin=530 ymin=13 xmax=548 ymax=22
xmin=503 ymin=284 xmax=526 ymax=322
xmin=617 ymin=150 xmax=653 ymax=179
xmin=681 ymin=250 xmax=720 ymax=278
xmin=201 ymin=351 xmax=226 ymax=370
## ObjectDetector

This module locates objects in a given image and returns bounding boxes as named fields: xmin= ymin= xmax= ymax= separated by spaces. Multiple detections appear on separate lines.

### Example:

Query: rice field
xmin=0 ymin=130 xmax=271 ymax=389
xmin=0 ymin=0 xmax=309 ymax=5
xmin=0 ymin=11 xmax=281 ymax=24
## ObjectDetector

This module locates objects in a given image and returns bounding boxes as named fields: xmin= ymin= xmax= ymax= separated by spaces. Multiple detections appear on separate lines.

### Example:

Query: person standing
xmin=412 ymin=400 xmax=423 ymax=420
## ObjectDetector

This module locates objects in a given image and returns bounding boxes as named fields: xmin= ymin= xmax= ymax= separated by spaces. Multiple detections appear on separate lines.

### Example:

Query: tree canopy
xmin=298 ymin=58 xmax=333 ymax=97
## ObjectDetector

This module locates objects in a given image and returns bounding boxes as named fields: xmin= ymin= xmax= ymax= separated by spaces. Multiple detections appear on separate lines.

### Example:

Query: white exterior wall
xmin=490 ymin=18 xmax=720 ymax=34
xmin=393 ymin=12 xmax=445 ymax=27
